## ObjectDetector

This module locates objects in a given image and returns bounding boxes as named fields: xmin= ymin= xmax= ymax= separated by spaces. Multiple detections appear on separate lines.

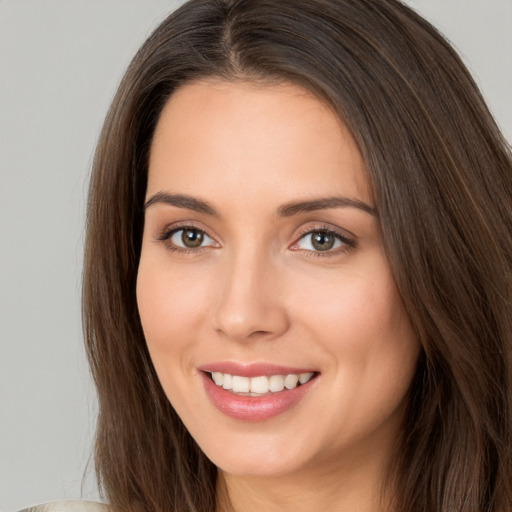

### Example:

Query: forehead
xmin=147 ymin=80 xmax=371 ymax=208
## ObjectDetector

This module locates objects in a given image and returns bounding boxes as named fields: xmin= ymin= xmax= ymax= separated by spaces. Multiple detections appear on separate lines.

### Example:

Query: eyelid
xmin=153 ymin=220 xmax=356 ymax=256
xmin=155 ymin=220 xmax=213 ymax=239
xmin=289 ymin=224 xmax=357 ymax=255
xmin=169 ymin=228 xmax=215 ymax=248
xmin=155 ymin=221 xmax=220 ymax=251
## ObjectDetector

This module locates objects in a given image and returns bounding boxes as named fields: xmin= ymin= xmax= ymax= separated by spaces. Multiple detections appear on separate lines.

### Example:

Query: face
xmin=137 ymin=80 xmax=420 ymax=479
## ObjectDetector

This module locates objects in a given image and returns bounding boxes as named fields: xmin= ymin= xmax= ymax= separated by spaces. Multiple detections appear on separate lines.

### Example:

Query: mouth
xmin=207 ymin=371 xmax=316 ymax=396
xmin=198 ymin=364 xmax=319 ymax=421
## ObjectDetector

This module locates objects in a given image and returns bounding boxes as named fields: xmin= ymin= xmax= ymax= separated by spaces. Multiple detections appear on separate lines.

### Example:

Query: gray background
xmin=0 ymin=1 xmax=510 ymax=510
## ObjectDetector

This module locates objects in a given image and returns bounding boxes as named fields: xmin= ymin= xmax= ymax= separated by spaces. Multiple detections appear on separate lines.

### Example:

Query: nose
xmin=212 ymin=248 xmax=290 ymax=343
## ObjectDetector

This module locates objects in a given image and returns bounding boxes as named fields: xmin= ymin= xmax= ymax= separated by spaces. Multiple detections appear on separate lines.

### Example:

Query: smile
xmin=210 ymin=372 xmax=315 ymax=395
xmin=200 ymin=366 xmax=319 ymax=421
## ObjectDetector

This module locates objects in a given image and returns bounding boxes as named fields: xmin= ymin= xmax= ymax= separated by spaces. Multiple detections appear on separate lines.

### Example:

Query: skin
xmin=137 ymin=80 xmax=420 ymax=512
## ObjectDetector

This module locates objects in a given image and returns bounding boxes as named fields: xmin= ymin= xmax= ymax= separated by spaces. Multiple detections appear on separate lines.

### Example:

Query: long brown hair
xmin=83 ymin=1 xmax=512 ymax=510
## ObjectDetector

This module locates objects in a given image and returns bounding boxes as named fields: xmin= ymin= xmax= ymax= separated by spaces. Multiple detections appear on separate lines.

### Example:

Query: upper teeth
xmin=211 ymin=372 xmax=314 ymax=394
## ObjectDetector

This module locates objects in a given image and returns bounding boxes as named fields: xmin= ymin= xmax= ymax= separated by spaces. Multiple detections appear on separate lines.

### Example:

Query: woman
xmin=80 ymin=0 xmax=512 ymax=511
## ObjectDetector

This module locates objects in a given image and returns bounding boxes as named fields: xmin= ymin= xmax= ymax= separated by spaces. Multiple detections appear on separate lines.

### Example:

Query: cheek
xmin=292 ymin=260 xmax=419 ymax=417
xmin=136 ymin=258 xmax=212 ymax=419
xmin=292 ymin=264 xmax=412 ymax=355
xmin=136 ymin=256 xmax=210 ymax=376
xmin=137 ymin=255 xmax=208 ymax=334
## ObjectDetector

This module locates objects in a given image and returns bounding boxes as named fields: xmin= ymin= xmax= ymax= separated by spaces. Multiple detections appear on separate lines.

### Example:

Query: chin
xmin=192 ymin=426 xmax=321 ymax=478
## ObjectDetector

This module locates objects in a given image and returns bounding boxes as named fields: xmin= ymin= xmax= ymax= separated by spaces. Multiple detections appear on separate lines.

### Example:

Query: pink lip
xmin=198 ymin=363 xmax=318 ymax=422
xmin=198 ymin=361 xmax=316 ymax=377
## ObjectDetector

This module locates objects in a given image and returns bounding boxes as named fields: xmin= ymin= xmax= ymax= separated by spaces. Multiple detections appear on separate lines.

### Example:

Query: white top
xmin=18 ymin=501 xmax=109 ymax=512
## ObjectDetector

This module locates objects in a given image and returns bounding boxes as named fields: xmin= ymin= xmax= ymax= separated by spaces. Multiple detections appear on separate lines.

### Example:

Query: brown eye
xmin=294 ymin=229 xmax=347 ymax=253
xmin=181 ymin=228 xmax=204 ymax=248
xmin=311 ymin=231 xmax=335 ymax=251
xmin=169 ymin=228 xmax=214 ymax=249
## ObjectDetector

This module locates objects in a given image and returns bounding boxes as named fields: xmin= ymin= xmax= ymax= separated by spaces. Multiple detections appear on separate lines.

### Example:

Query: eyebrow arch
xmin=144 ymin=192 xmax=218 ymax=216
xmin=278 ymin=196 xmax=376 ymax=217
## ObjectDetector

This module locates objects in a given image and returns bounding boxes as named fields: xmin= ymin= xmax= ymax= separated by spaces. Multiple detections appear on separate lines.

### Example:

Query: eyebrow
xmin=144 ymin=192 xmax=218 ymax=216
xmin=144 ymin=192 xmax=376 ymax=217
xmin=278 ymin=196 xmax=376 ymax=217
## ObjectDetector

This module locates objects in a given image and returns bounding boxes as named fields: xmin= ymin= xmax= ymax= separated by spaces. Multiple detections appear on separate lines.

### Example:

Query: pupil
xmin=182 ymin=229 xmax=203 ymax=248
xmin=312 ymin=231 xmax=334 ymax=251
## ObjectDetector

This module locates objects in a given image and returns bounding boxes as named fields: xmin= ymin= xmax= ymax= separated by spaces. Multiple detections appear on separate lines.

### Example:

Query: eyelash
xmin=156 ymin=223 xmax=356 ymax=257
xmin=292 ymin=225 xmax=357 ymax=258
xmin=156 ymin=222 xmax=215 ymax=255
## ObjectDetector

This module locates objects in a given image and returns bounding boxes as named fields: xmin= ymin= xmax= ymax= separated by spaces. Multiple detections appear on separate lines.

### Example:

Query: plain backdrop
xmin=0 ymin=1 xmax=510 ymax=510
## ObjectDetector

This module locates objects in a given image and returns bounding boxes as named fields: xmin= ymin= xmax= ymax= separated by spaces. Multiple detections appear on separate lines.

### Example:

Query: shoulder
xmin=17 ymin=501 xmax=109 ymax=512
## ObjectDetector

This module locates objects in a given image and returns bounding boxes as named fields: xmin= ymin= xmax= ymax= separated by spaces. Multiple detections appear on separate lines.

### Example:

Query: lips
xmin=198 ymin=362 xmax=319 ymax=421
